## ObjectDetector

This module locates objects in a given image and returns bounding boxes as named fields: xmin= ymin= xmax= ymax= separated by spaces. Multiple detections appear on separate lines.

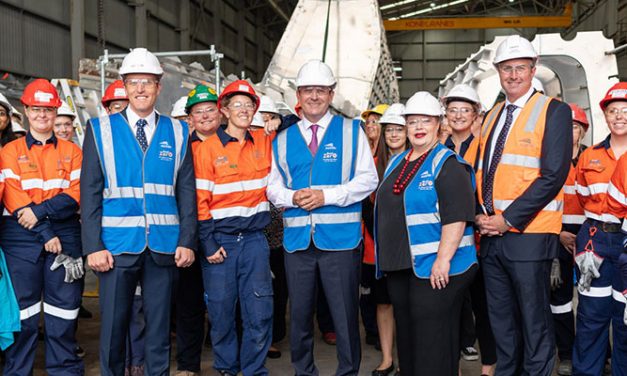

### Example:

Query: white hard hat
xmin=0 ymin=93 xmax=12 ymax=115
xmin=57 ymin=100 xmax=77 ymax=119
xmin=259 ymin=95 xmax=279 ymax=114
xmin=403 ymin=92 xmax=443 ymax=117
xmin=171 ymin=96 xmax=188 ymax=118
xmin=251 ymin=111 xmax=264 ymax=128
xmin=119 ymin=47 xmax=164 ymax=76
xmin=296 ymin=59 xmax=336 ymax=87
xmin=11 ymin=121 xmax=26 ymax=134
xmin=441 ymin=84 xmax=481 ymax=105
xmin=532 ymin=77 xmax=545 ymax=93
xmin=493 ymin=35 xmax=537 ymax=64
xmin=11 ymin=105 xmax=22 ymax=120
xmin=379 ymin=103 xmax=406 ymax=126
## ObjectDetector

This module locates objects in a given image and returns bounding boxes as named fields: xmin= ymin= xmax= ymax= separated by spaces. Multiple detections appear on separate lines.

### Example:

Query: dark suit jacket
xmin=478 ymin=92 xmax=572 ymax=261
xmin=80 ymin=109 xmax=198 ymax=266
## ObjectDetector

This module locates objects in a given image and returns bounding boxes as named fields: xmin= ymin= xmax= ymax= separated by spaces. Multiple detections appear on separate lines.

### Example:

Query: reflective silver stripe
xmin=613 ymin=289 xmax=627 ymax=304
xmin=20 ymin=301 xmax=41 ymax=320
xmin=431 ymin=148 xmax=449 ymax=177
xmin=171 ymin=118 xmax=185 ymax=186
xmin=276 ymin=130 xmax=292 ymax=188
xmin=525 ymin=94 xmax=550 ymax=132
xmin=576 ymin=182 xmax=608 ymax=197
xmin=410 ymin=234 xmax=474 ymax=256
xmin=310 ymin=185 xmax=337 ymax=190
xmin=3 ymin=208 xmax=9 ymax=216
xmin=608 ymin=182 xmax=626 ymax=205
xmin=562 ymin=214 xmax=586 ymax=225
xmin=144 ymin=183 xmax=174 ymax=196
xmin=550 ymin=301 xmax=573 ymax=314
xmin=21 ymin=178 xmax=70 ymax=190
xmin=70 ymin=169 xmax=81 ymax=181
xmin=623 ymin=220 xmax=627 ymax=233
xmin=213 ymin=176 xmax=268 ymax=195
xmin=482 ymin=103 xmax=504 ymax=138
xmin=406 ymin=213 xmax=440 ymax=226
xmin=2 ymin=168 xmax=20 ymax=180
xmin=312 ymin=212 xmax=361 ymax=224
xmin=499 ymin=154 xmax=540 ymax=169
xmin=584 ymin=210 xmax=620 ymax=223
xmin=494 ymin=199 xmax=563 ymax=212
xmin=578 ymin=285 xmax=612 ymax=298
xmin=283 ymin=216 xmax=310 ymax=227
xmin=102 ymin=216 xmax=146 ymax=227
xmin=341 ymin=118 xmax=353 ymax=184
xmin=563 ymin=185 xmax=576 ymax=195
xmin=195 ymin=179 xmax=215 ymax=191
xmin=99 ymin=115 xmax=118 ymax=189
xmin=43 ymin=302 xmax=79 ymax=320
xmin=210 ymin=201 xmax=269 ymax=220
xmin=146 ymin=213 xmax=179 ymax=225
xmin=103 ymin=187 xmax=144 ymax=199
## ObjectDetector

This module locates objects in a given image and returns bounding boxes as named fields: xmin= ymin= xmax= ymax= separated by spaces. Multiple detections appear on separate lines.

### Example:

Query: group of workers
xmin=0 ymin=33 xmax=625 ymax=376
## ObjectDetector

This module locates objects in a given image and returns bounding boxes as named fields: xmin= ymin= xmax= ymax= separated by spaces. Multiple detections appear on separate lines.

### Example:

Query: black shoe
xmin=372 ymin=363 xmax=394 ymax=376
xmin=461 ymin=346 xmax=479 ymax=361
xmin=219 ymin=371 xmax=235 ymax=376
xmin=267 ymin=347 xmax=281 ymax=359
xmin=78 ymin=305 xmax=93 ymax=319
xmin=75 ymin=345 xmax=85 ymax=358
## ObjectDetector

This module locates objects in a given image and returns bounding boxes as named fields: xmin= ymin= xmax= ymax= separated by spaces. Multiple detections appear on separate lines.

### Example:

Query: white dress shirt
xmin=126 ymin=106 xmax=157 ymax=143
xmin=267 ymin=110 xmax=379 ymax=208
xmin=488 ymin=86 xmax=536 ymax=168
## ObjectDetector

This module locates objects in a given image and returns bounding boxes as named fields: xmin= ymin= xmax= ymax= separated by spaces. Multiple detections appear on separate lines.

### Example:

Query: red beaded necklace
xmin=392 ymin=149 xmax=429 ymax=195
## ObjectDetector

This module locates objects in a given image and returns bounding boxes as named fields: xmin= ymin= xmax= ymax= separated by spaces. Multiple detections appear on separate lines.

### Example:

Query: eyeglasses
xmin=28 ymin=107 xmax=56 ymax=116
xmin=605 ymin=107 xmax=627 ymax=118
xmin=109 ymin=103 xmax=126 ymax=111
xmin=406 ymin=118 xmax=437 ymax=127
xmin=228 ymin=102 xmax=256 ymax=111
xmin=299 ymin=87 xmax=332 ymax=96
xmin=124 ymin=78 xmax=159 ymax=88
xmin=384 ymin=127 xmax=405 ymax=135
xmin=191 ymin=107 xmax=218 ymax=116
xmin=446 ymin=107 xmax=474 ymax=115
xmin=498 ymin=64 xmax=532 ymax=75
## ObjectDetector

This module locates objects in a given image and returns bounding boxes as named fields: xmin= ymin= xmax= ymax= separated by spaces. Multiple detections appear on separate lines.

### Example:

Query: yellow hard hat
xmin=361 ymin=104 xmax=389 ymax=121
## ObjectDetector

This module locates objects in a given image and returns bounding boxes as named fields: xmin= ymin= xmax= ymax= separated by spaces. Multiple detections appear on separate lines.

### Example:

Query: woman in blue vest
xmin=374 ymin=91 xmax=478 ymax=376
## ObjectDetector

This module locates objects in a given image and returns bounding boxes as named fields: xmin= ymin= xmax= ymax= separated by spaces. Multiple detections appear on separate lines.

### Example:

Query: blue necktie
xmin=135 ymin=119 xmax=148 ymax=152
xmin=483 ymin=104 xmax=517 ymax=214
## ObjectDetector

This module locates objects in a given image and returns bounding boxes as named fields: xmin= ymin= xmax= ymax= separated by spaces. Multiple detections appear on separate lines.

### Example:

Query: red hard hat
xmin=599 ymin=82 xmax=627 ymax=111
xmin=569 ymin=103 xmax=589 ymax=131
xmin=102 ymin=80 xmax=128 ymax=107
xmin=294 ymin=102 xmax=302 ymax=117
xmin=21 ymin=78 xmax=61 ymax=108
xmin=217 ymin=80 xmax=260 ymax=110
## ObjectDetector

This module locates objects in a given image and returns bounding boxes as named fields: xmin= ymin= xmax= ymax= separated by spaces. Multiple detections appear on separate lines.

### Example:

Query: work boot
xmin=557 ymin=359 xmax=572 ymax=376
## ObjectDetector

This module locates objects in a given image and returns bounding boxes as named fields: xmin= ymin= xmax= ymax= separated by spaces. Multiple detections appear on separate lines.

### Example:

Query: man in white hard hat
xmin=267 ymin=59 xmax=378 ymax=376
xmin=474 ymin=35 xmax=572 ymax=376
xmin=80 ymin=47 xmax=197 ymax=376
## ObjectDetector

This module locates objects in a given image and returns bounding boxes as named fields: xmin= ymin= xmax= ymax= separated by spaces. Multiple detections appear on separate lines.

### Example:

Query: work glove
xmin=575 ymin=251 xmax=603 ymax=293
xmin=550 ymin=258 xmax=562 ymax=291
xmin=623 ymin=291 xmax=627 ymax=326
xmin=50 ymin=254 xmax=85 ymax=283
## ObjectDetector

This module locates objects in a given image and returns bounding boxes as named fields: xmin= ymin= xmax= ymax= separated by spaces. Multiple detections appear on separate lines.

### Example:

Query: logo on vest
xmin=322 ymin=151 xmax=338 ymax=163
xmin=420 ymin=171 xmax=432 ymax=178
xmin=215 ymin=156 xmax=228 ymax=166
xmin=159 ymin=141 xmax=172 ymax=149
xmin=417 ymin=179 xmax=434 ymax=190
xmin=324 ymin=142 xmax=337 ymax=150
xmin=518 ymin=138 xmax=533 ymax=147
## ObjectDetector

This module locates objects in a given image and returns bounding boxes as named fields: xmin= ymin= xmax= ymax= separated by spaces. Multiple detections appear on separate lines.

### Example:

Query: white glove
xmin=623 ymin=292 xmax=627 ymax=326
xmin=50 ymin=254 xmax=85 ymax=283
xmin=575 ymin=251 xmax=603 ymax=293
xmin=550 ymin=258 xmax=563 ymax=291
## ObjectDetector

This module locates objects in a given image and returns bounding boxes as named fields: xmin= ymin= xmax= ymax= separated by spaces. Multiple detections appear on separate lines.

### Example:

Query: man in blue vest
xmin=267 ymin=59 xmax=378 ymax=376
xmin=80 ymin=48 xmax=197 ymax=376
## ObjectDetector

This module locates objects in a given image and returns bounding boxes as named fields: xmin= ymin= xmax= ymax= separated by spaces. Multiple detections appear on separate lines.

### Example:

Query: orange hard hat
xmin=20 ymin=78 xmax=61 ymax=108
xmin=217 ymin=80 xmax=259 ymax=110
xmin=102 ymin=80 xmax=128 ymax=107
xmin=599 ymin=82 xmax=627 ymax=111
xmin=569 ymin=103 xmax=589 ymax=131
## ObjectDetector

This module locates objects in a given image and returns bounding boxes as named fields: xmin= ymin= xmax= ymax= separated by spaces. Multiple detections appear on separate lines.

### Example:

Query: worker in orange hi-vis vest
xmin=573 ymin=81 xmax=627 ymax=375
xmin=607 ymin=152 xmax=627 ymax=326
xmin=0 ymin=78 xmax=84 ymax=375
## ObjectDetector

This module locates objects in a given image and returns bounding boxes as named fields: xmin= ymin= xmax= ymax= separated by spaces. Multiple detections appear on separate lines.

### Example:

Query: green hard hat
xmin=185 ymin=84 xmax=218 ymax=113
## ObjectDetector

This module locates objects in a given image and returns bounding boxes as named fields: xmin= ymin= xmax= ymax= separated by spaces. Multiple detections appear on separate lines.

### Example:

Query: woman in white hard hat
xmin=0 ymin=93 xmax=18 ymax=147
xmin=374 ymin=91 xmax=477 ymax=376
xmin=442 ymin=85 xmax=497 ymax=376
xmin=54 ymin=101 xmax=77 ymax=142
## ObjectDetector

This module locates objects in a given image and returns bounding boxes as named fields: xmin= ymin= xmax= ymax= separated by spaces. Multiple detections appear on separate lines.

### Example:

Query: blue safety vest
xmin=375 ymin=143 xmax=477 ymax=278
xmin=90 ymin=112 xmax=188 ymax=256
xmin=273 ymin=115 xmax=362 ymax=252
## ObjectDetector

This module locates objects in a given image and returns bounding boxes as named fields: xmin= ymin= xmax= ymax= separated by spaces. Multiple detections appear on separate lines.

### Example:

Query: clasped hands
xmin=17 ymin=207 xmax=62 ymax=254
xmin=475 ymin=213 xmax=511 ymax=237
xmin=292 ymin=188 xmax=325 ymax=211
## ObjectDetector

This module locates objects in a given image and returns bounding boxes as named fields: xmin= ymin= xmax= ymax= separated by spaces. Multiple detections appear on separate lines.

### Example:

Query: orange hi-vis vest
xmin=607 ymin=153 xmax=627 ymax=232
xmin=576 ymin=138 xmax=621 ymax=224
xmin=463 ymin=137 xmax=480 ymax=170
xmin=476 ymin=92 xmax=563 ymax=234
xmin=563 ymin=163 xmax=586 ymax=226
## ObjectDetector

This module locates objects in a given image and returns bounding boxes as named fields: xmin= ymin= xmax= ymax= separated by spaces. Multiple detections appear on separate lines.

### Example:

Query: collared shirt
xmin=25 ymin=132 xmax=57 ymax=149
xmin=125 ymin=106 xmax=157 ymax=143
xmin=444 ymin=134 xmax=474 ymax=158
xmin=267 ymin=110 xmax=379 ymax=208
xmin=216 ymin=126 xmax=254 ymax=146
xmin=488 ymin=85 xmax=535 ymax=167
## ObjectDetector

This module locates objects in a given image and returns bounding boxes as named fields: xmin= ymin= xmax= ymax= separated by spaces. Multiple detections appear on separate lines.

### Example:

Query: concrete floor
xmin=21 ymin=272 xmax=565 ymax=375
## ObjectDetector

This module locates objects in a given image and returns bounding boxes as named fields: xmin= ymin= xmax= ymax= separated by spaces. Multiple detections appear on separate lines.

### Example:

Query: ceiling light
xmin=393 ymin=0 xmax=470 ymax=19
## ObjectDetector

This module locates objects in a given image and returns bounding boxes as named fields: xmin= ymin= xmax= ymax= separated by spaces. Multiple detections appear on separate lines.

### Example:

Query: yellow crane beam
xmin=383 ymin=3 xmax=572 ymax=31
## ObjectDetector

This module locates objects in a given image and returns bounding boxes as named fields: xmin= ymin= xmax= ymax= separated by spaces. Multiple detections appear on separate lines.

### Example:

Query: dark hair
xmin=0 ymin=104 xmax=16 ymax=146
xmin=374 ymin=123 xmax=409 ymax=180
